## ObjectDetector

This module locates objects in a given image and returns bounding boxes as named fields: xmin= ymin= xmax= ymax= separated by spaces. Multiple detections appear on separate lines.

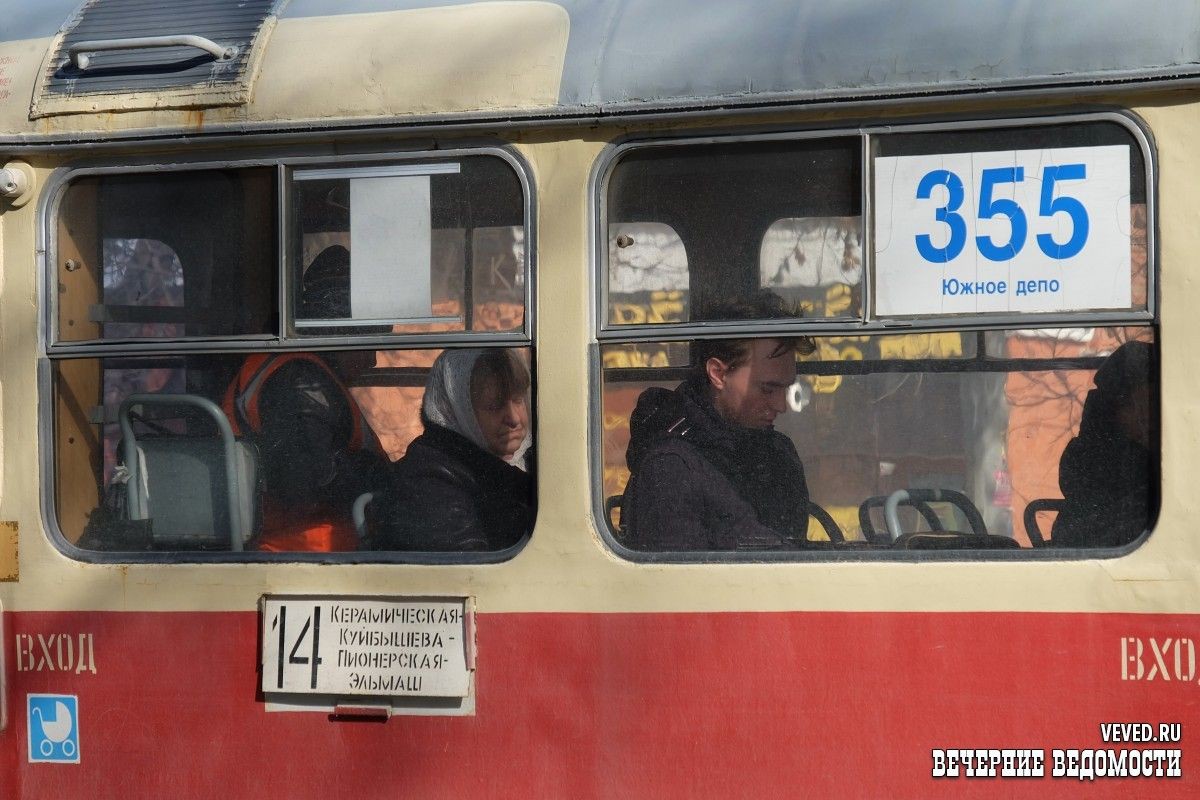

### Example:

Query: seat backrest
xmin=891 ymin=531 xmax=1021 ymax=550
xmin=1022 ymin=498 xmax=1064 ymax=547
xmin=130 ymin=438 xmax=257 ymax=549
xmin=858 ymin=495 xmax=944 ymax=544
xmin=605 ymin=495 xmax=624 ymax=539
xmin=862 ymin=488 xmax=989 ymax=543
xmin=120 ymin=393 xmax=257 ymax=550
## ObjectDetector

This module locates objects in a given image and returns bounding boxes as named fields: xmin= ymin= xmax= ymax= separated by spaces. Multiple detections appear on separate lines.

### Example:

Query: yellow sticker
xmin=0 ymin=521 xmax=17 ymax=581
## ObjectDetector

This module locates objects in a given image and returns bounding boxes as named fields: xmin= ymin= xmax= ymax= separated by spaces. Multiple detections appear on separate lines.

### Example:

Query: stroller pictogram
xmin=32 ymin=701 xmax=76 ymax=757
xmin=28 ymin=695 xmax=80 ymax=762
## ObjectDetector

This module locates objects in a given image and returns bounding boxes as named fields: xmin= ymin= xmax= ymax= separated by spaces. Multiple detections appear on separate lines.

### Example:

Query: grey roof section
xmin=565 ymin=0 xmax=1200 ymax=107
xmin=281 ymin=0 xmax=1200 ymax=108
xmin=1 ymin=1 xmax=82 ymax=40
xmin=6 ymin=0 xmax=1200 ymax=112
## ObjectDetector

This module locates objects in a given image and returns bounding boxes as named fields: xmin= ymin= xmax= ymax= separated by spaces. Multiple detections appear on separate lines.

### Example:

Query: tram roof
xmin=2 ymin=0 xmax=1200 ymax=143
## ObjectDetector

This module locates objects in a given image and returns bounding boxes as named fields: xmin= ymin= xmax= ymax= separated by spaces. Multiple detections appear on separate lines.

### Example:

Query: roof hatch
xmin=31 ymin=0 xmax=284 ymax=118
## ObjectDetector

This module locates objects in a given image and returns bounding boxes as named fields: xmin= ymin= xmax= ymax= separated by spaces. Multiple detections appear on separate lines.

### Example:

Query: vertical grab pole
xmin=884 ymin=489 xmax=911 ymax=542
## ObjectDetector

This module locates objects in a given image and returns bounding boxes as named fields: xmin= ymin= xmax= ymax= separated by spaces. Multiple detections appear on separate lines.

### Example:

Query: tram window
xmin=55 ymin=347 xmax=534 ymax=555
xmin=597 ymin=118 xmax=1155 ymax=557
xmin=50 ymin=152 xmax=534 ymax=559
xmin=600 ymin=327 xmax=1156 ymax=554
xmin=56 ymin=170 xmax=276 ymax=342
xmin=291 ymin=156 xmax=526 ymax=336
xmin=605 ymin=138 xmax=862 ymax=325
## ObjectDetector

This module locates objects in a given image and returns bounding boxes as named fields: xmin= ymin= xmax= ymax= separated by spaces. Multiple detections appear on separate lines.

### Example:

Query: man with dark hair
xmin=621 ymin=292 xmax=815 ymax=551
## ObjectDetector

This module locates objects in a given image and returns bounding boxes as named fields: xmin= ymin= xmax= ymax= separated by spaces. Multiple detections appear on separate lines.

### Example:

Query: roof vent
xmin=31 ymin=0 xmax=284 ymax=118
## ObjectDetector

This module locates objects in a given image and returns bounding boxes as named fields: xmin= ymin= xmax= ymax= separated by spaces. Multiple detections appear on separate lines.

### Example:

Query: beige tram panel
xmin=0 ymin=3 xmax=570 ymax=138
xmin=0 ymin=100 xmax=1197 ymax=615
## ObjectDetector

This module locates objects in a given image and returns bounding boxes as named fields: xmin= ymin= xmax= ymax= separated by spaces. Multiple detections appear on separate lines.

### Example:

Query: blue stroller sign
xmin=28 ymin=694 xmax=80 ymax=763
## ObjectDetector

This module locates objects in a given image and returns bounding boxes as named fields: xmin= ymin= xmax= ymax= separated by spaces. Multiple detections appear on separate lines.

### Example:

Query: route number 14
xmin=272 ymin=605 xmax=322 ymax=690
xmin=915 ymin=164 xmax=1089 ymax=263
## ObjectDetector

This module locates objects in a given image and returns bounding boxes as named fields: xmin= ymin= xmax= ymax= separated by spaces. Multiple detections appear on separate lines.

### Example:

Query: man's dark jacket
xmin=621 ymin=376 xmax=810 ymax=551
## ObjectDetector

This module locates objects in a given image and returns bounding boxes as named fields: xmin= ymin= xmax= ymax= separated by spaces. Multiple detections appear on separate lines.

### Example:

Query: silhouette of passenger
xmin=1052 ymin=341 xmax=1156 ymax=548
xmin=223 ymin=245 xmax=388 ymax=551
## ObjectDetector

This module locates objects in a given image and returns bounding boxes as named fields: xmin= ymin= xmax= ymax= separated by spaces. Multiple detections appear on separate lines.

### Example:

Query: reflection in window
xmin=471 ymin=226 xmax=526 ymax=332
xmin=102 ymin=239 xmax=185 ymax=339
xmin=607 ymin=222 xmax=689 ymax=325
xmin=759 ymin=217 xmax=862 ymax=319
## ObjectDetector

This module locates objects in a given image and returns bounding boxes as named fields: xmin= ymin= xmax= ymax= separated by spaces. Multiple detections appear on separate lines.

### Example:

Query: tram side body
xmin=0 ymin=100 xmax=1198 ymax=797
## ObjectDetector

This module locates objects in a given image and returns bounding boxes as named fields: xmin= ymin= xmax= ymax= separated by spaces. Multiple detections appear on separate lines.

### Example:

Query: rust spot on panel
xmin=185 ymin=109 xmax=205 ymax=130
xmin=0 ymin=521 xmax=17 ymax=581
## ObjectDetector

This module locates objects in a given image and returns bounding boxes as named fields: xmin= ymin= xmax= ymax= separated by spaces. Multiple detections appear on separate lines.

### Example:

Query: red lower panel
xmin=2 ymin=610 xmax=1198 ymax=799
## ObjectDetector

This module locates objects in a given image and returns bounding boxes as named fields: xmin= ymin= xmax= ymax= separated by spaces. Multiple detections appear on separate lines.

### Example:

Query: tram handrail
xmin=352 ymin=492 xmax=376 ymax=540
xmin=68 ymin=36 xmax=238 ymax=70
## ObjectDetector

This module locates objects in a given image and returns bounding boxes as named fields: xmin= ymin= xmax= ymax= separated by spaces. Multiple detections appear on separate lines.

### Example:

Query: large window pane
xmin=56 ymin=170 xmax=276 ymax=342
xmin=605 ymin=138 xmax=862 ymax=325
xmin=600 ymin=327 xmax=1155 ymax=552
xmin=291 ymin=156 xmax=526 ymax=336
xmin=56 ymin=347 xmax=535 ymax=555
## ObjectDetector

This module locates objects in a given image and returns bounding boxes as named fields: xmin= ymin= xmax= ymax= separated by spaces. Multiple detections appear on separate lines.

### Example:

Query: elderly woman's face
xmin=472 ymin=379 xmax=529 ymax=459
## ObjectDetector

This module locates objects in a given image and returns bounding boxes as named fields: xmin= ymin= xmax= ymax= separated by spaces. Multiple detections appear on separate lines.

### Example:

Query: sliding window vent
xmin=31 ymin=0 xmax=284 ymax=118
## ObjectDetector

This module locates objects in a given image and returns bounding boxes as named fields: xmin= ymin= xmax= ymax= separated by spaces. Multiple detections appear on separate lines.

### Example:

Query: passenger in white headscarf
xmin=421 ymin=348 xmax=533 ymax=472
xmin=366 ymin=349 xmax=534 ymax=551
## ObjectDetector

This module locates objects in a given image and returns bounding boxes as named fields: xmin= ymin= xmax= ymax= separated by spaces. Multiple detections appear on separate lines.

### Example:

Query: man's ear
xmin=705 ymin=357 xmax=728 ymax=390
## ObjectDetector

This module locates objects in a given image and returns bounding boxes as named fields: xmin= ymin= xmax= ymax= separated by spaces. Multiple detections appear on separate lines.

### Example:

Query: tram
xmin=0 ymin=0 xmax=1196 ymax=796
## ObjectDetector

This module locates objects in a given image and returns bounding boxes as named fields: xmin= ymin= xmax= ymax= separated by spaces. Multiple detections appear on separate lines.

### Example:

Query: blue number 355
xmin=914 ymin=164 xmax=1089 ymax=263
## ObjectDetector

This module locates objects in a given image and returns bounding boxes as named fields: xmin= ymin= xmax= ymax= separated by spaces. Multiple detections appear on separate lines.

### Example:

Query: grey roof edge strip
xmin=3 ymin=66 xmax=1199 ymax=149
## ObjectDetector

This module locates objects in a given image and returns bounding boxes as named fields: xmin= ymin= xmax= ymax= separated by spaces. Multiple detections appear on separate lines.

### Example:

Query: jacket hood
xmin=626 ymin=375 xmax=782 ymax=470
xmin=623 ymin=375 xmax=811 ymax=545
xmin=626 ymin=375 xmax=726 ymax=472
